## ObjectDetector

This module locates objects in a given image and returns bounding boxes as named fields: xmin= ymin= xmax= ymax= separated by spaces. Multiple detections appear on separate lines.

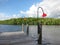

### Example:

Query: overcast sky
xmin=0 ymin=0 xmax=60 ymax=20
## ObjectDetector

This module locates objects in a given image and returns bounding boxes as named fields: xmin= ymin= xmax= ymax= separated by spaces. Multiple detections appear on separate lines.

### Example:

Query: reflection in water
xmin=43 ymin=25 xmax=60 ymax=45
xmin=0 ymin=25 xmax=60 ymax=45
xmin=29 ymin=25 xmax=60 ymax=45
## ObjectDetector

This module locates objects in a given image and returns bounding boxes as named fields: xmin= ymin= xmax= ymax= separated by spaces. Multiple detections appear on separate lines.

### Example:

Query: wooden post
xmin=22 ymin=23 xmax=24 ymax=32
xmin=38 ymin=22 xmax=42 ymax=44
xmin=26 ymin=24 xmax=29 ymax=36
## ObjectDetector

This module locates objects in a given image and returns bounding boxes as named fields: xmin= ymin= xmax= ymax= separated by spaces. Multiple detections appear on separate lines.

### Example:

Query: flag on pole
xmin=42 ymin=13 xmax=47 ymax=17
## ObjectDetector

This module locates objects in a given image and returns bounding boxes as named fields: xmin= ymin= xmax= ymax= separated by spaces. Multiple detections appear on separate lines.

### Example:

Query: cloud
xmin=0 ymin=0 xmax=60 ymax=20
xmin=20 ymin=0 xmax=60 ymax=18
xmin=0 ymin=13 xmax=10 ymax=20
xmin=12 ymin=14 xmax=21 ymax=18
xmin=20 ymin=5 xmax=37 ymax=17
xmin=0 ymin=13 xmax=21 ymax=20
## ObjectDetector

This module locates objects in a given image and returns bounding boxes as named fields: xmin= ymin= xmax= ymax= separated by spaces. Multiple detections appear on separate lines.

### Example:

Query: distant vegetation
xmin=0 ymin=18 xmax=60 ymax=25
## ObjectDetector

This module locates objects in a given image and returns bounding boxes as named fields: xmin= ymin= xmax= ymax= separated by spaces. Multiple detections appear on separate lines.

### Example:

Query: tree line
xmin=0 ymin=18 xmax=60 ymax=25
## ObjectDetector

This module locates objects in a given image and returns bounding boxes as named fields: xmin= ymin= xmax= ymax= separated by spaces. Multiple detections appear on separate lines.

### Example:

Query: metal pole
xmin=37 ymin=7 xmax=43 ymax=44
xmin=37 ymin=7 xmax=44 ymax=21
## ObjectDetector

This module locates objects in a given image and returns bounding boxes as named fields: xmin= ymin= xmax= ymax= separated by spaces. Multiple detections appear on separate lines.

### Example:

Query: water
xmin=42 ymin=25 xmax=60 ymax=45
xmin=0 ymin=25 xmax=22 ymax=32
xmin=0 ymin=25 xmax=60 ymax=45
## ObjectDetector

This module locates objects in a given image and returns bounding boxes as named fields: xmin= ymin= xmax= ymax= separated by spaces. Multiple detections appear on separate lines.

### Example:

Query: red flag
xmin=42 ymin=13 xmax=47 ymax=17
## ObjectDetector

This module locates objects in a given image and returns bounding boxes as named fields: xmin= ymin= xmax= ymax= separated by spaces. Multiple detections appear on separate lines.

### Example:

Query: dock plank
xmin=0 ymin=32 xmax=37 ymax=45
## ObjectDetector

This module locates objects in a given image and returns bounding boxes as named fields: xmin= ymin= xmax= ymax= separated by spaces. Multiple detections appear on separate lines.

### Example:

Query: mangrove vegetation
xmin=0 ymin=18 xmax=60 ymax=25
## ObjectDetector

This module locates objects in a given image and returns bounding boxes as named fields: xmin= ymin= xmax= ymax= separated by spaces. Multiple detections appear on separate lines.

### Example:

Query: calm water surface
xmin=0 ymin=25 xmax=22 ymax=32
xmin=0 ymin=25 xmax=60 ymax=45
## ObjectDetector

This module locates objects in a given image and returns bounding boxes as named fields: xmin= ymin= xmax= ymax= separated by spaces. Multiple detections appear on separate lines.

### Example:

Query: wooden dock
xmin=0 ymin=31 xmax=37 ymax=45
xmin=0 ymin=24 xmax=43 ymax=45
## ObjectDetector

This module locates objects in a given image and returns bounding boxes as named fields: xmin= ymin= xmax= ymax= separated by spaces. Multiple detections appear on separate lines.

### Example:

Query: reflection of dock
xmin=0 ymin=31 xmax=36 ymax=45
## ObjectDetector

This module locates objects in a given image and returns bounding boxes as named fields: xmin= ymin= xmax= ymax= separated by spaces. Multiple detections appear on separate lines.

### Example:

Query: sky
xmin=0 ymin=0 xmax=60 ymax=20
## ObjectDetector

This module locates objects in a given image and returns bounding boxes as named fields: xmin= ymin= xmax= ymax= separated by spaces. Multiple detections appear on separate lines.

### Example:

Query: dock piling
xmin=26 ymin=24 xmax=29 ymax=36
xmin=38 ymin=23 xmax=42 ymax=44
xmin=22 ymin=23 xmax=24 ymax=32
